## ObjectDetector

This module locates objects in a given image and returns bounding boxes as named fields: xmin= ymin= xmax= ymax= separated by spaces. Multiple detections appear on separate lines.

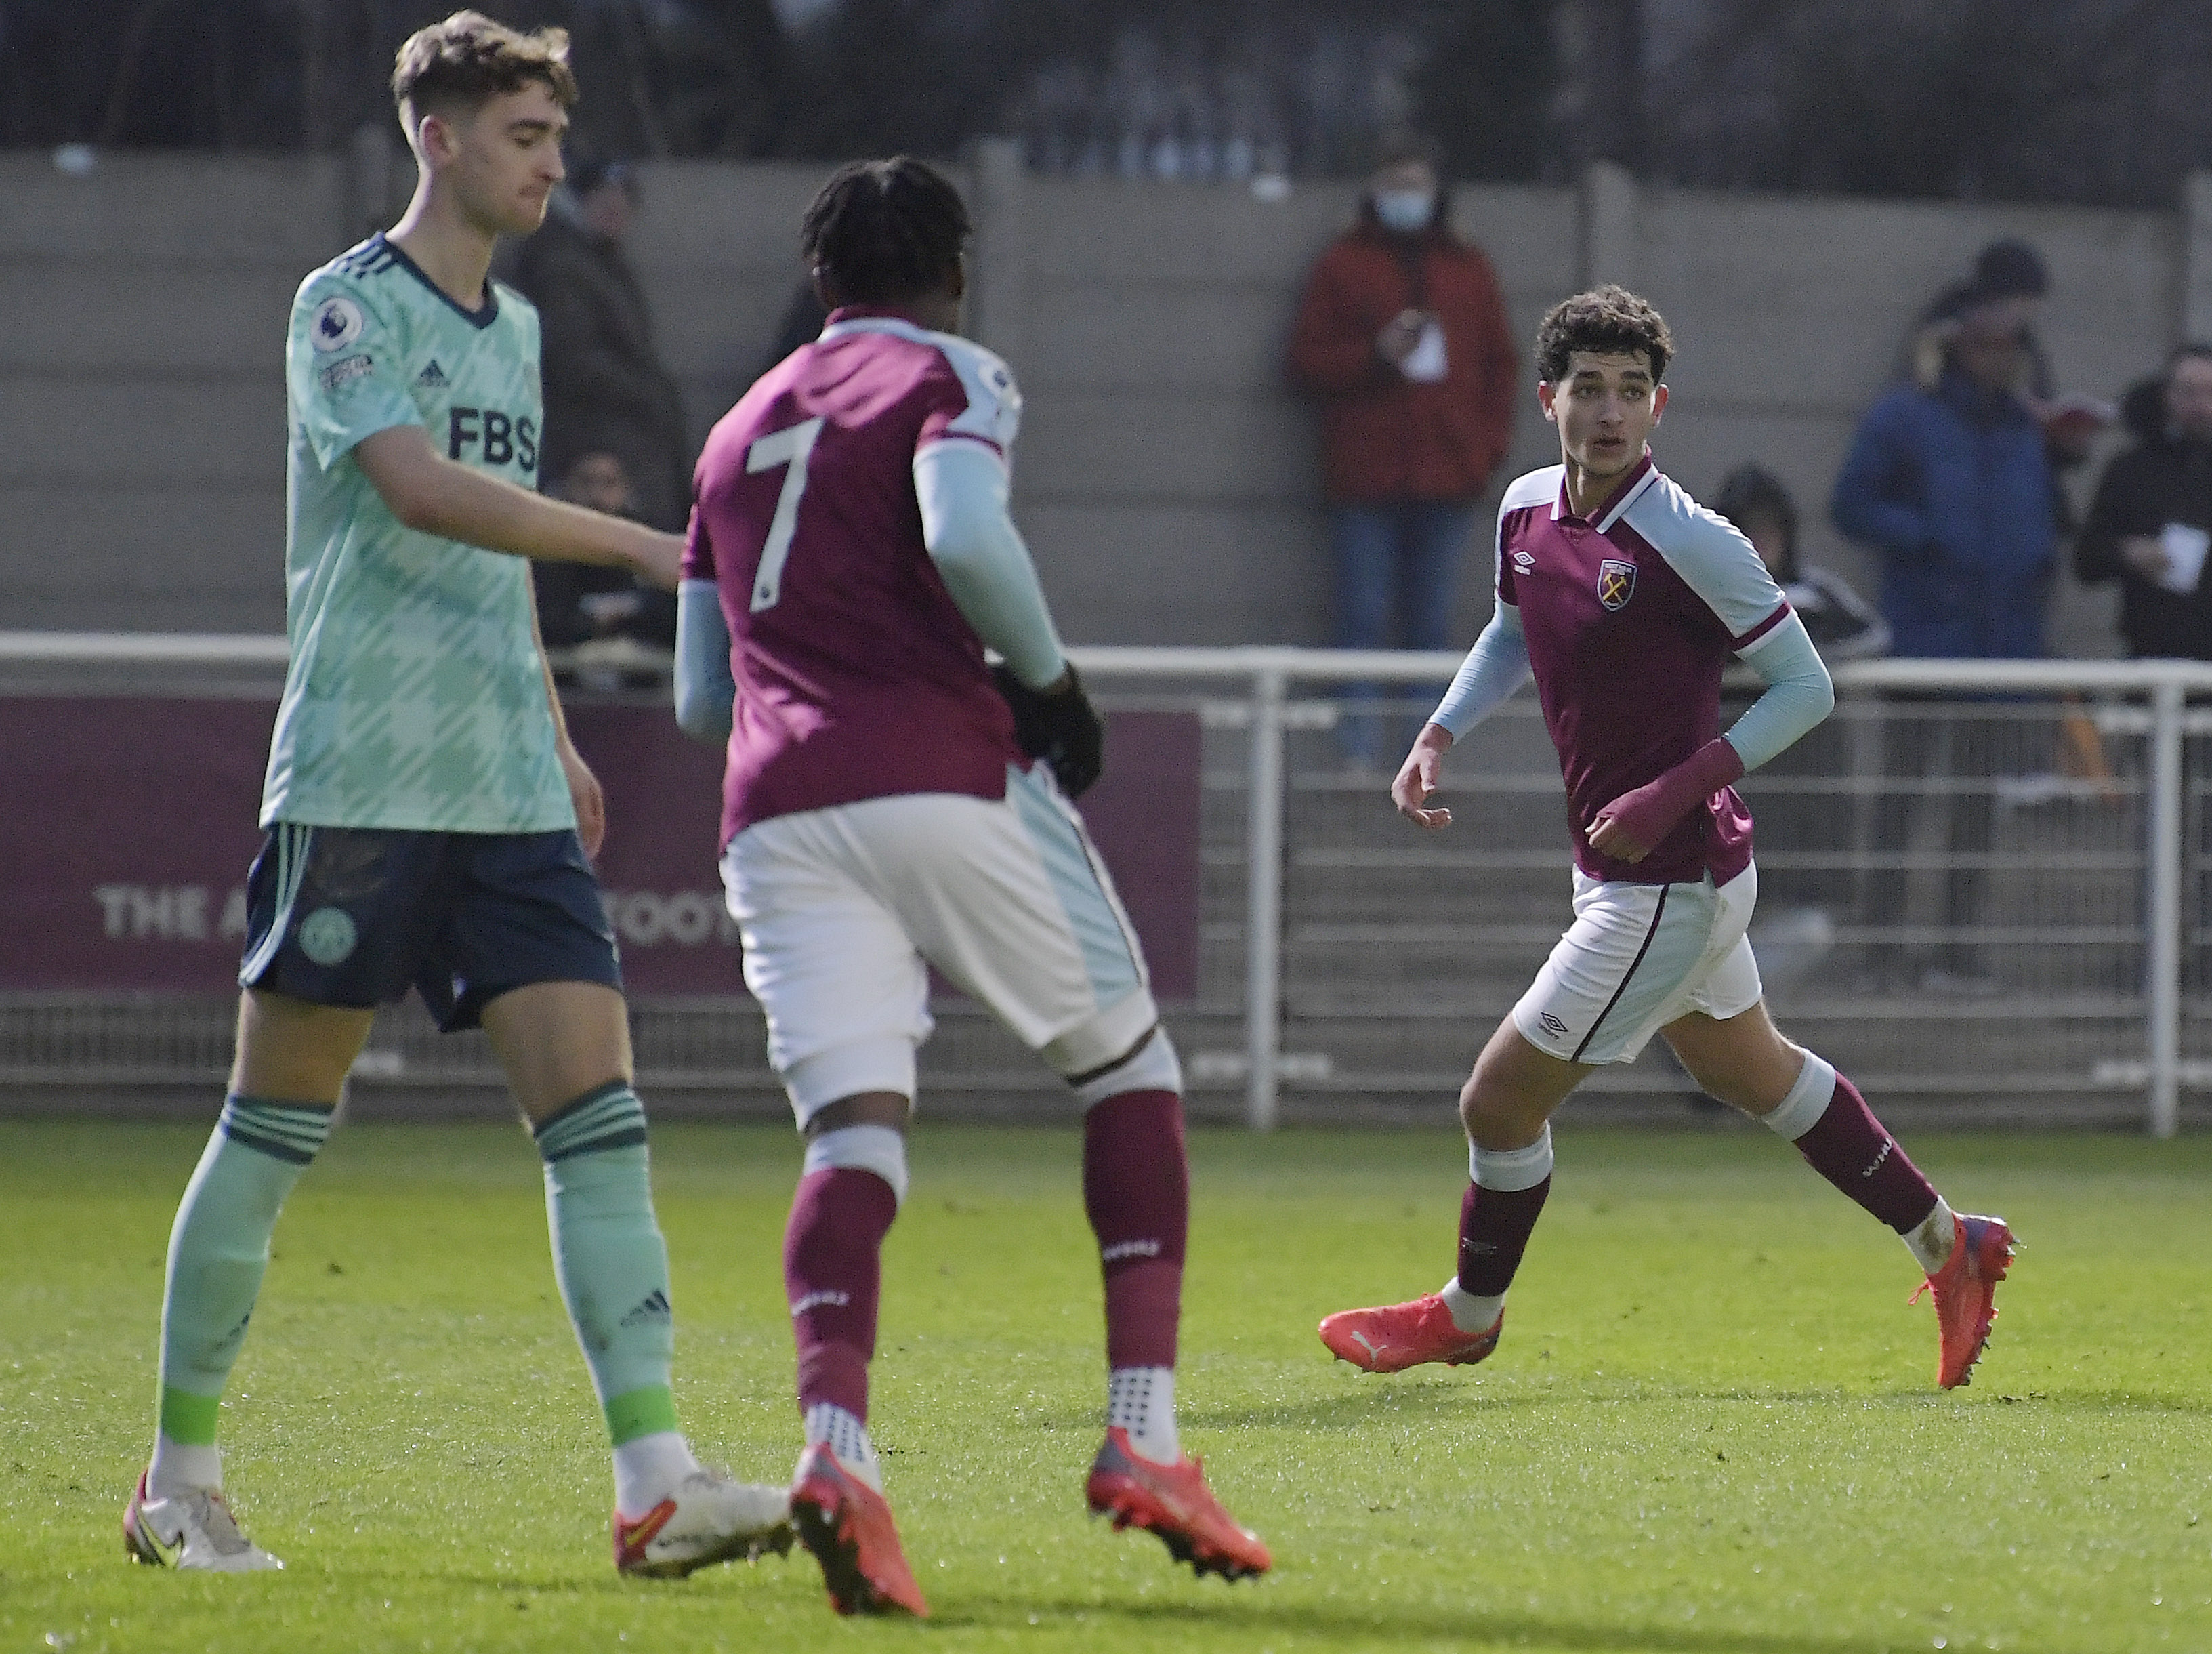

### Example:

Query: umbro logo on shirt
xmin=415 ymin=359 xmax=448 ymax=388
xmin=1513 ymin=550 xmax=1535 ymax=571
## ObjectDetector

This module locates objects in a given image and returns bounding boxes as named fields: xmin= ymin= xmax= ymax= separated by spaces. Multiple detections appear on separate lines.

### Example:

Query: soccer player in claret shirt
xmin=1318 ymin=287 xmax=2016 ymax=1391
xmin=675 ymin=157 xmax=1270 ymax=1617
xmin=122 ymin=12 xmax=790 ymax=1578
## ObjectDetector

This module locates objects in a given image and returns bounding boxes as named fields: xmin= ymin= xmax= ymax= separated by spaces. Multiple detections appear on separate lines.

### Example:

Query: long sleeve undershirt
xmin=1430 ymin=602 xmax=1532 ymax=738
xmin=673 ymin=579 xmax=736 ymax=744
xmin=1427 ymin=604 xmax=1834 ymax=774
xmin=911 ymin=438 xmax=1067 ymax=690
xmin=1720 ymin=612 xmax=1834 ymax=772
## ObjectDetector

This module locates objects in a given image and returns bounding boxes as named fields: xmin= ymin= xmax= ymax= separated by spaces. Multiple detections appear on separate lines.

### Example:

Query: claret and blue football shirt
xmin=260 ymin=232 xmax=573 ymax=835
xmin=1494 ymin=452 xmax=1793 ymax=886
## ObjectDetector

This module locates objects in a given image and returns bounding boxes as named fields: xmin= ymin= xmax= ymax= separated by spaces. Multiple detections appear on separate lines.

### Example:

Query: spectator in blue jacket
xmin=1833 ymin=301 xmax=2058 ymax=658
xmin=1831 ymin=297 xmax=2057 ymax=993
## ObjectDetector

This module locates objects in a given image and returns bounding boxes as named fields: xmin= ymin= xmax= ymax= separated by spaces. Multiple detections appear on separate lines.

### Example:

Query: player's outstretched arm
xmin=1397 ymin=602 xmax=1532 ymax=830
xmin=1393 ymin=724 xmax=1455 ymax=829
xmin=355 ymin=426 xmax=683 ymax=588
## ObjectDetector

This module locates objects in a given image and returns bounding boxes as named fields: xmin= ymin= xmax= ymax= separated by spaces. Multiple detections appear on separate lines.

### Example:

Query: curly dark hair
xmin=1534 ymin=285 xmax=1674 ymax=384
xmin=801 ymin=157 xmax=972 ymax=306
xmin=392 ymin=11 xmax=576 ymax=119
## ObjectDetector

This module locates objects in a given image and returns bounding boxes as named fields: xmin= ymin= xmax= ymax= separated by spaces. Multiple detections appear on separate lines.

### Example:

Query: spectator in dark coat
xmin=1711 ymin=466 xmax=1883 ymax=921
xmin=1831 ymin=297 xmax=2060 ymax=992
xmin=1833 ymin=300 xmax=2058 ymax=659
xmin=1715 ymin=464 xmax=1889 ymax=661
xmin=1287 ymin=128 xmax=1518 ymax=765
xmin=502 ymin=159 xmax=692 ymax=531
xmin=535 ymin=450 xmax=677 ymax=689
xmin=2075 ymin=343 xmax=2212 ymax=660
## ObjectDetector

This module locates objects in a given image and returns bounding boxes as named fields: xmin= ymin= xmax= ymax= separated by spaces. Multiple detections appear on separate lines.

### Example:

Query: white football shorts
xmin=1512 ymin=863 xmax=1764 ymax=1067
xmin=720 ymin=764 xmax=1165 ymax=1123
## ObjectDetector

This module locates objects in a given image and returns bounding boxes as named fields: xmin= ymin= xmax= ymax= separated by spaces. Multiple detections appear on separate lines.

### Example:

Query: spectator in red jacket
xmin=1288 ymin=128 xmax=1518 ymax=766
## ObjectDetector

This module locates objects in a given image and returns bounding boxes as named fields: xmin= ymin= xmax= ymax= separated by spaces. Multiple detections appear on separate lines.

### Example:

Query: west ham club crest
xmin=1597 ymin=558 xmax=1637 ymax=611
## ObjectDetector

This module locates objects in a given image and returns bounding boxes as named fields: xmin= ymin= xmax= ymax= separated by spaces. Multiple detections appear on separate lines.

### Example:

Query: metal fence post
xmin=2148 ymin=678 xmax=2184 ymax=1138
xmin=1244 ymin=665 xmax=1287 ymax=1130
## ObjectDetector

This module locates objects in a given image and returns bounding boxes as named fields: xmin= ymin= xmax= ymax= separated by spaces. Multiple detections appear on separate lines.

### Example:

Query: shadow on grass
xmin=1180 ymin=1386 xmax=1561 ymax=1432
xmin=936 ymin=1590 xmax=1896 ymax=1652
xmin=1662 ymin=1386 xmax=2212 ymax=1415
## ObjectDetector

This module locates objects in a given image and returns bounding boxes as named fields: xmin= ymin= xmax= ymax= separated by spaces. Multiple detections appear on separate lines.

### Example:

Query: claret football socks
xmin=782 ymin=1157 xmax=917 ymax=1611
xmin=1082 ymin=1088 xmax=1187 ymax=1439
xmin=1318 ymin=1052 xmax=2013 ymax=1390
xmin=1320 ymin=1125 xmax=1542 ymax=1374
xmin=1081 ymin=1088 xmax=1269 ymax=1579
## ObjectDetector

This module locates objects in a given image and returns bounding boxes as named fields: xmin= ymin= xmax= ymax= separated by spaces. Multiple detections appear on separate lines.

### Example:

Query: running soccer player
xmin=1318 ymin=287 xmax=2016 ymax=1390
xmin=675 ymin=157 xmax=1271 ymax=1617
xmin=122 ymin=12 xmax=789 ymax=1577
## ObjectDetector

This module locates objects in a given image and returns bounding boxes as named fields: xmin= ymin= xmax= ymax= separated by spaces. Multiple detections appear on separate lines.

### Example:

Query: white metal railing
xmin=9 ymin=634 xmax=2212 ymax=1136
xmin=1065 ymin=647 xmax=2212 ymax=1140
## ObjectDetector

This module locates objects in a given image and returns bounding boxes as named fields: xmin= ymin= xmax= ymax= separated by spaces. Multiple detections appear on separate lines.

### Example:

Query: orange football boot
xmin=1086 ymin=1427 xmax=1270 ymax=1581
xmin=1913 ymin=1212 xmax=2016 ymax=1388
xmin=789 ymin=1443 xmax=928 ymax=1617
xmin=1318 ymin=1293 xmax=1503 ymax=1373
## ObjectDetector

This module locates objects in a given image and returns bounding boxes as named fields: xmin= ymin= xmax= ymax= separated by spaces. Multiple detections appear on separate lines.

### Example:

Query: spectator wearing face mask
xmin=1287 ymin=127 xmax=1518 ymax=768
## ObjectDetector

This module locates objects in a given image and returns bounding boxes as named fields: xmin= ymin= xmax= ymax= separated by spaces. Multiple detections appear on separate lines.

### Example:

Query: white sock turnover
xmin=612 ymin=1430 xmax=702 ymax=1519
xmin=1107 ymin=1365 xmax=1180 ymax=1465
xmin=1440 ymin=1278 xmax=1505 ymax=1334
xmin=147 ymin=1433 xmax=222 ymax=1500
xmin=1904 ymin=1197 xmax=1957 ymax=1275
xmin=804 ymin=1401 xmax=883 ymax=1492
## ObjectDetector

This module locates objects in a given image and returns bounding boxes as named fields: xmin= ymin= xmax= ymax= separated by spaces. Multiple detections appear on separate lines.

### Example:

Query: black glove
xmin=992 ymin=663 xmax=1106 ymax=797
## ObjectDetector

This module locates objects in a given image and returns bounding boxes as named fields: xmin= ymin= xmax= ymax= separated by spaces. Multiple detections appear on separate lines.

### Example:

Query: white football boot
xmin=613 ymin=1466 xmax=794 ymax=1578
xmin=124 ymin=1472 xmax=284 ymax=1571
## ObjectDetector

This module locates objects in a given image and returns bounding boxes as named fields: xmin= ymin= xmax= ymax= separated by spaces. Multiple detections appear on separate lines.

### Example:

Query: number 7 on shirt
xmin=744 ymin=415 xmax=826 ymax=613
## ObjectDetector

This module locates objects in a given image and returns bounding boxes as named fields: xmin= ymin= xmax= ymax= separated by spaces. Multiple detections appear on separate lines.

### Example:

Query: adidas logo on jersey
xmin=415 ymin=359 xmax=448 ymax=388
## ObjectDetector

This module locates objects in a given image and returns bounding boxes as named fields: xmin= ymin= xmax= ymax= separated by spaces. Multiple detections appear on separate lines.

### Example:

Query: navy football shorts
xmin=238 ymin=823 xmax=623 ymax=1031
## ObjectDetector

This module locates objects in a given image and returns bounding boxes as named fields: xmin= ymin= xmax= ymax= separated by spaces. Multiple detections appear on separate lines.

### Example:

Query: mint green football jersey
xmin=259 ymin=232 xmax=574 ymax=834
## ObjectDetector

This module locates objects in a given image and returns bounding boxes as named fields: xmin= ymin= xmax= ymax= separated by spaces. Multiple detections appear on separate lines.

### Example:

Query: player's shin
xmin=1448 ymin=1127 xmax=1555 ymax=1332
xmin=533 ymin=1082 xmax=701 ymax=1516
xmin=1759 ymin=1053 xmax=1952 ymax=1267
xmin=1077 ymin=1054 xmax=1188 ymax=1467
xmin=150 ymin=1096 xmax=333 ymax=1497
xmin=786 ymin=1125 xmax=905 ymax=1491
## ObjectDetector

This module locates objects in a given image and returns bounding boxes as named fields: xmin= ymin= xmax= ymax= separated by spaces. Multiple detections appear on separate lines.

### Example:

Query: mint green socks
xmin=533 ymin=1083 xmax=682 ymax=1449
xmin=148 ymin=1083 xmax=687 ymax=1512
xmin=150 ymin=1096 xmax=333 ymax=1495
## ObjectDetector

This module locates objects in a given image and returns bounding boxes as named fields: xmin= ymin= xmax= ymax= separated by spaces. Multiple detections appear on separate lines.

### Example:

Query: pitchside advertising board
xmin=0 ymin=699 xmax=1202 ymax=1001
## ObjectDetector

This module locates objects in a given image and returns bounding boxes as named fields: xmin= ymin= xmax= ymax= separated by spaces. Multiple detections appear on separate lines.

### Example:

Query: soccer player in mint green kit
xmin=122 ymin=11 xmax=789 ymax=1577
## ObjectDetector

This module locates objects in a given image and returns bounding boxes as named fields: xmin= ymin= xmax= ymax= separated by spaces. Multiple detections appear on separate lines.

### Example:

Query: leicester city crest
xmin=1597 ymin=558 xmax=1637 ymax=611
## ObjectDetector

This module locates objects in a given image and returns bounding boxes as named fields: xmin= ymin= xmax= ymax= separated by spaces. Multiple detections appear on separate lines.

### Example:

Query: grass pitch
xmin=3 ymin=1117 xmax=2207 ymax=1653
